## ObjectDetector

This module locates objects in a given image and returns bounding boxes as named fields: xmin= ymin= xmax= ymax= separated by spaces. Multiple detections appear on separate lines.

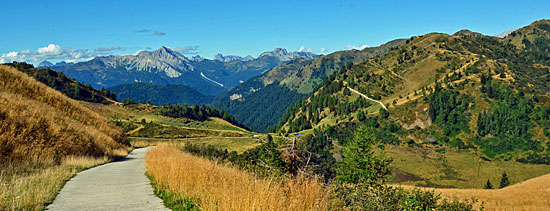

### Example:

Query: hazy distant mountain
xmin=190 ymin=55 xmax=205 ymax=62
xmin=213 ymin=54 xmax=254 ymax=62
xmin=52 ymin=47 xmax=312 ymax=95
xmin=38 ymin=61 xmax=54 ymax=68
xmin=54 ymin=61 xmax=74 ymax=66
xmin=38 ymin=61 xmax=75 ymax=68
xmin=259 ymin=48 xmax=318 ymax=61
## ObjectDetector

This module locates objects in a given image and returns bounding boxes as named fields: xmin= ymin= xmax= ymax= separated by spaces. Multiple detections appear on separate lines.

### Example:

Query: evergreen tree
xmin=379 ymin=108 xmax=389 ymax=119
xmin=304 ymin=129 xmax=336 ymax=181
xmin=357 ymin=110 xmax=366 ymax=121
xmin=484 ymin=179 xmax=493 ymax=189
xmin=499 ymin=172 xmax=510 ymax=188
xmin=336 ymin=127 xmax=392 ymax=186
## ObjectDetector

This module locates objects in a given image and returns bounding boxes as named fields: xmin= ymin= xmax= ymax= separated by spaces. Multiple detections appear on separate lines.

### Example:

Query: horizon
xmin=1 ymin=0 xmax=549 ymax=65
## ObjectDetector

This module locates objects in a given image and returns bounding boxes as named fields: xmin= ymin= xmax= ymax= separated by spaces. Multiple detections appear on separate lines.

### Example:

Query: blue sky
xmin=1 ymin=0 xmax=549 ymax=64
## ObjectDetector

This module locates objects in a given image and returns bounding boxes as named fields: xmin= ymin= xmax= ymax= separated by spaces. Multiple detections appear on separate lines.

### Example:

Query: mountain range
xmin=48 ymin=47 xmax=317 ymax=96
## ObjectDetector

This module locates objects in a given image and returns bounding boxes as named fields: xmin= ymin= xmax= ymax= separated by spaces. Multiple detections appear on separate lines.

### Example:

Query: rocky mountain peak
xmin=259 ymin=48 xmax=317 ymax=62
xmin=38 ymin=61 xmax=54 ymax=68
xmin=213 ymin=53 xmax=255 ymax=62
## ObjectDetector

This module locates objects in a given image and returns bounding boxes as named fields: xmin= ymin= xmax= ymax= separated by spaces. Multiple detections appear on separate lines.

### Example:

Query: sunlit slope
xmin=0 ymin=64 xmax=128 ymax=162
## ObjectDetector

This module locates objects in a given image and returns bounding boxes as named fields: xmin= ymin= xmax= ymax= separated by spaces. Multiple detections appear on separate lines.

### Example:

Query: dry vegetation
xmin=402 ymin=173 xmax=550 ymax=210
xmin=146 ymin=144 xmax=332 ymax=210
xmin=0 ymin=156 xmax=109 ymax=210
xmin=0 ymin=65 xmax=128 ymax=161
xmin=0 ymin=65 xmax=130 ymax=209
xmin=130 ymin=136 xmax=260 ymax=153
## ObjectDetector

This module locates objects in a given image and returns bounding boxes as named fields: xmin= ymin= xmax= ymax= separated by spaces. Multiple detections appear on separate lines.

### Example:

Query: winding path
xmin=47 ymin=147 xmax=168 ymax=211
xmin=347 ymin=87 xmax=387 ymax=110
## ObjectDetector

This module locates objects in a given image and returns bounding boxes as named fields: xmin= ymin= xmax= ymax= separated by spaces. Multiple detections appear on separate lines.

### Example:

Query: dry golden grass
xmin=146 ymin=144 xmax=332 ymax=210
xmin=130 ymin=136 xmax=260 ymax=153
xmin=0 ymin=64 xmax=128 ymax=161
xmin=0 ymin=156 xmax=109 ymax=210
xmin=401 ymin=173 xmax=550 ymax=211
xmin=0 ymin=65 xmax=130 ymax=209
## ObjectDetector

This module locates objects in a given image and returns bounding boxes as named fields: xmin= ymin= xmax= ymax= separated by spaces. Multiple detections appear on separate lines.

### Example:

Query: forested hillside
xmin=108 ymin=83 xmax=214 ymax=105
xmin=214 ymin=39 xmax=406 ymax=132
xmin=277 ymin=20 xmax=550 ymax=162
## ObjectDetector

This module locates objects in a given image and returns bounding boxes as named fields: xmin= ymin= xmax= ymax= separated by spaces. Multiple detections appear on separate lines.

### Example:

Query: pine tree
xmin=379 ymin=108 xmax=389 ymax=119
xmin=336 ymin=127 xmax=392 ymax=186
xmin=304 ymin=130 xmax=336 ymax=181
xmin=499 ymin=172 xmax=510 ymax=188
xmin=357 ymin=110 xmax=366 ymax=121
xmin=484 ymin=179 xmax=493 ymax=189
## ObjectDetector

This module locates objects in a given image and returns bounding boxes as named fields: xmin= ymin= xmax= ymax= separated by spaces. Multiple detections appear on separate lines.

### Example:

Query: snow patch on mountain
xmin=200 ymin=72 xmax=224 ymax=87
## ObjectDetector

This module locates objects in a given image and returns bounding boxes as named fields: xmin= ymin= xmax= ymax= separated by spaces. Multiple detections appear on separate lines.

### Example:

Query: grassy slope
xmin=0 ymin=64 xmax=128 ymax=161
xmin=84 ymin=102 xmax=263 ymax=152
xmin=383 ymin=145 xmax=550 ymax=189
xmin=0 ymin=65 xmax=129 ymax=210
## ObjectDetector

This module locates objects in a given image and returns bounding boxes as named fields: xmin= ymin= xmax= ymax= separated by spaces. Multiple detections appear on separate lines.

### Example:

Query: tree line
xmin=158 ymin=103 xmax=249 ymax=130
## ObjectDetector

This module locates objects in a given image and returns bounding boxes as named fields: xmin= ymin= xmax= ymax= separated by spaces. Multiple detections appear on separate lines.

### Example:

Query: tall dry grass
xmin=0 ymin=156 xmax=109 ymax=210
xmin=0 ymin=64 xmax=128 ymax=161
xmin=146 ymin=144 xmax=332 ymax=210
xmin=402 ymin=172 xmax=550 ymax=210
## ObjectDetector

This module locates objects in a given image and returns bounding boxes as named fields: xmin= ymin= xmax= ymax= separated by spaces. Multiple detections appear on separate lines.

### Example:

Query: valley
xmin=2 ymin=7 xmax=550 ymax=209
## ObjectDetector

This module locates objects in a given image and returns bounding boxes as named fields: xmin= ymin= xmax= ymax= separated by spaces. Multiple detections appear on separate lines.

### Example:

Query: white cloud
xmin=6 ymin=51 xmax=17 ymax=57
xmin=154 ymin=31 xmax=166 ymax=36
xmin=170 ymin=46 xmax=200 ymax=55
xmin=0 ymin=44 xmax=123 ymax=64
xmin=95 ymin=46 xmax=122 ymax=52
xmin=494 ymin=29 xmax=517 ymax=38
xmin=345 ymin=44 xmax=369 ymax=50
xmin=298 ymin=45 xmax=313 ymax=52
xmin=298 ymin=46 xmax=328 ymax=54
xmin=37 ymin=44 xmax=63 ymax=54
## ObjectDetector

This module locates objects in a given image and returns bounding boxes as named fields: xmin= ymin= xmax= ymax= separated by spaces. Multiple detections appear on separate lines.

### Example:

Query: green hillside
xmin=274 ymin=20 xmax=550 ymax=187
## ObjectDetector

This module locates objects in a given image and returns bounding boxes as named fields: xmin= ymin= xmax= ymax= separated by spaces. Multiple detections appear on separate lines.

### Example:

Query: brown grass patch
xmin=0 ymin=64 xmax=128 ymax=161
xmin=0 ymin=156 xmax=109 ymax=210
xmin=401 ymin=173 xmax=550 ymax=210
xmin=146 ymin=144 xmax=332 ymax=210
